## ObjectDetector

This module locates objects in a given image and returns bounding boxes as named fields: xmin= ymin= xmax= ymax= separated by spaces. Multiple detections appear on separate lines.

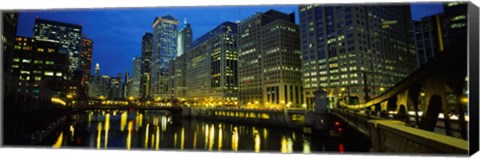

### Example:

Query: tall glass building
xmin=186 ymin=22 xmax=238 ymax=106
xmin=128 ymin=57 xmax=142 ymax=98
xmin=168 ymin=20 xmax=193 ymax=100
xmin=413 ymin=2 xmax=468 ymax=67
xmin=238 ymin=10 xmax=303 ymax=108
xmin=299 ymin=5 xmax=416 ymax=107
xmin=151 ymin=15 xmax=178 ymax=100
xmin=33 ymin=18 xmax=82 ymax=80
xmin=80 ymin=36 xmax=93 ymax=84
xmin=140 ymin=32 xmax=153 ymax=99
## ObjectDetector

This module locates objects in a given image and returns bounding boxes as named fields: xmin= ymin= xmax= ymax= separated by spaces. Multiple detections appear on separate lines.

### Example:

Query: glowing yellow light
xmin=281 ymin=136 xmax=287 ymax=153
xmin=232 ymin=127 xmax=239 ymax=152
xmin=52 ymin=132 xmax=63 ymax=148
xmin=461 ymin=97 xmax=469 ymax=104
xmin=254 ymin=101 xmax=259 ymax=104
xmin=126 ymin=121 xmax=133 ymax=150
xmin=104 ymin=113 xmax=110 ymax=148
xmin=144 ymin=124 xmax=149 ymax=148
xmin=181 ymin=127 xmax=185 ymax=150
xmin=96 ymin=123 xmax=102 ymax=149
xmin=66 ymin=94 xmax=73 ymax=99
xmin=254 ymin=132 xmax=261 ymax=152
xmin=51 ymin=97 xmax=66 ymax=106
xmin=420 ymin=92 xmax=426 ymax=97
xmin=218 ymin=125 xmax=222 ymax=151
xmin=379 ymin=87 xmax=385 ymax=91
xmin=209 ymin=124 xmax=215 ymax=151
xmin=155 ymin=127 xmax=160 ymax=150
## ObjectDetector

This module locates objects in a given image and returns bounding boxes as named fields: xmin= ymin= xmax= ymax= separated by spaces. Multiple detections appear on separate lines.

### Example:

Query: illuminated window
xmin=13 ymin=58 xmax=20 ymax=62
xmin=55 ymin=72 xmax=63 ymax=77
xmin=20 ymin=70 xmax=30 ymax=74
xmin=37 ymin=48 xmax=44 ymax=52
xmin=34 ymin=60 xmax=43 ymax=64
xmin=12 ymin=65 xmax=19 ymax=68
xmin=22 ymin=59 xmax=31 ymax=63
xmin=44 ymin=71 xmax=54 ymax=76
xmin=48 ymin=48 xmax=55 ymax=53
xmin=35 ymin=76 xmax=42 ymax=81
xmin=45 ymin=61 xmax=54 ymax=65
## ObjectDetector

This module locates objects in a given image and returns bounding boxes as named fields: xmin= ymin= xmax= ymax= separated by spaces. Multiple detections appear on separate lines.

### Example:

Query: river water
xmin=40 ymin=110 xmax=370 ymax=153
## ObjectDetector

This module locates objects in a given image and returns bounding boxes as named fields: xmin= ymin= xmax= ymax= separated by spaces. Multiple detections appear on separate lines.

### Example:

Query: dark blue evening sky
xmin=17 ymin=3 xmax=443 ymax=77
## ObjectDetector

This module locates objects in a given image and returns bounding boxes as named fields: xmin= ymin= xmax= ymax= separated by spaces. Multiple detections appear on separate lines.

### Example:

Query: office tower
xmin=2 ymin=12 xmax=19 ymax=95
xmin=109 ymin=73 xmax=123 ymax=99
xmin=442 ymin=2 xmax=467 ymax=47
xmin=151 ymin=15 xmax=178 ymax=100
xmin=33 ymin=18 xmax=83 ymax=99
xmin=33 ymin=18 xmax=82 ymax=79
xmin=80 ymin=36 xmax=93 ymax=84
xmin=123 ymin=71 xmax=130 ymax=98
xmin=238 ymin=10 xmax=302 ymax=108
xmin=99 ymin=75 xmax=111 ymax=99
xmin=128 ymin=57 xmax=142 ymax=98
xmin=11 ymin=36 xmax=68 ymax=98
xmin=413 ymin=2 xmax=468 ymax=67
xmin=88 ymin=63 xmax=101 ymax=98
xmin=186 ymin=22 xmax=238 ymax=106
xmin=299 ymin=5 xmax=417 ymax=107
xmin=140 ymin=32 xmax=153 ymax=99
xmin=168 ymin=54 xmax=187 ymax=100
xmin=168 ymin=20 xmax=193 ymax=100
xmin=177 ymin=18 xmax=193 ymax=57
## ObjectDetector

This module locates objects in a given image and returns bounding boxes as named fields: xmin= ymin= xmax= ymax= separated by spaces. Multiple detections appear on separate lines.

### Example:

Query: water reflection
xmin=48 ymin=110 xmax=361 ymax=153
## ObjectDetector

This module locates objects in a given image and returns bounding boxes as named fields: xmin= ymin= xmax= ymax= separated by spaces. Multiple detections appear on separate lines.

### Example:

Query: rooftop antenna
xmin=184 ymin=17 xmax=187 ymax=25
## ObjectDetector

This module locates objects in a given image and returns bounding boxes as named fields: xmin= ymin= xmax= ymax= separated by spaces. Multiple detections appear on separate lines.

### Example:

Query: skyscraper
xmin=33 ymin=18 xmax=83 ymax=99
xmin=168 ymin=20 xmax=193 ymax=100
xmin=11 ymin=36 xmax=68 ymax=98
xmin=2 ymin=12 xmax=19 ymax=95
xmin=151 ymin=15 xmax=178 ymax=100
xmin=33 ymin=18 xmax=82 ymax=79
xmin=80 ymin=35 xmax=93 ymax=84
xmin=140 ymin=32 xmax=153 ymax=99
xmin=177 ymin=18 xmax=193 ymax=57
xmin=299 ymin=5 xmax=417 ymax=107
xmin=413 ymin=2 xmax=468 ymax=67
xmin=128 ymin=57 xmax=142 ymax=98
xmin=186 ymin=22 xmax=238 ymax=106
xmin=238 ymin=10 xmax=302 ymax=108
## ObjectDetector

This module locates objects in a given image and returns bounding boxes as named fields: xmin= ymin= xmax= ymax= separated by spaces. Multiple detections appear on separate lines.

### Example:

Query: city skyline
xmin=15 ymin=3 xmax=443 ymax=76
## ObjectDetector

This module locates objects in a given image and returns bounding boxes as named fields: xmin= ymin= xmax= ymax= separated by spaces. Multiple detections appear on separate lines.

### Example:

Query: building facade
xmin=140 ymin=32 xmax=153 ymax=99
xmin=238 ymin=10 xmax=302 ymax=108
xmin=11 ymin=36 xmax=68 ymax=98
xmin=128 ymin=57 xmax=142 ymax=98
xmin=186 ymin=22 xmax=238 ymax=106
xmin=151 ymin=15 xmax=178 ymax=100
xmin=168 ymin=20 xmax=193 ymax=100
xmin=80 ymin=36 xmax=93 ymax=84
xmin=413 ymin=2 xmax=467 ymax=66
xmin=299 ymin=5 xmax=417 ymax=108
xmin=2 ymin=12 xmax=19 ymax=95
xmin=33 ymin=18 xmax=84 ymax=99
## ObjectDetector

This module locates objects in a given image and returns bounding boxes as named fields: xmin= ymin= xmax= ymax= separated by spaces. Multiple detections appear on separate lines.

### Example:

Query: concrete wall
xmin=368 ymin=120 xmax=468 ymax=154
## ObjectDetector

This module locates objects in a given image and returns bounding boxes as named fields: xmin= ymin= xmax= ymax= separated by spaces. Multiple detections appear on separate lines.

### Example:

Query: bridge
xmin=330 ymin=38 xmax=469 ymax=154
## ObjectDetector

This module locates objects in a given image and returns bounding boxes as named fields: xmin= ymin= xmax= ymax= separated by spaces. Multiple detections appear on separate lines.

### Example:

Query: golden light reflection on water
xmin=52 ymin=132 xmax=63 ymax=148
xmin=104 ymin=113 xmax=110 ymax=148
xmin=69 ymin=125 xmax=75 ymax=141
xmin=280 ymin=136 xmax=287 ymax=153
xmin=120 ymin=112 xmax=127 ymax=131
xmin=218 ymin=125 xmax=222 ymax=151
xmin=144 ymin=124 xmax=149 ymax=148
xmin=126 ymin=121 xmax=133 ymax=150
xmin=208 ymin=124 xmax=215 ymax=151
xmin=193 ymin=131 xmax=197 ymax=149
xmin=232 ymin=126 xmax=238 ymax=152
xmin=96 ymin=122 xmax=102 ymax=149
xmin=204 ymin=124 xmax=209 ymax=149
xmin=254 ymin=132 xmax=261 ymax=152
xmin=180 ymin=127 xmax=185 ymax=150
xmin=155 ymin=126 xmax=160 ymax=150
xmin=303 ymin=138 xmax=311 ymax=153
